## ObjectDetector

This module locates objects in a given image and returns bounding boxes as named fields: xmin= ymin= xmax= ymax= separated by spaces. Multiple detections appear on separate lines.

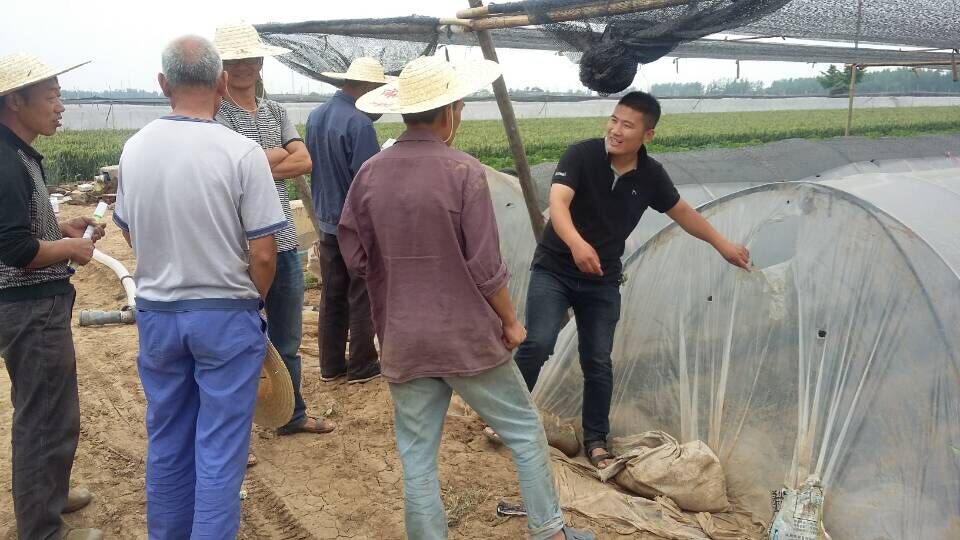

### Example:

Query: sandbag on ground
xmin=608 ymin=431 xmax=731 ymax=513
xmin=550 ymin=448 xmax=764 ymax=539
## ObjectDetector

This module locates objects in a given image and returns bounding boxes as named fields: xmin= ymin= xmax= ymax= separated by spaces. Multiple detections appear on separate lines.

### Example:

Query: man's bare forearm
xmin=27 ymin=239 xmax=75 ymax=269
xmin=248 ymin=236 xmax=277 ymax=300
xmin=668 ymin=201 xmax=723 ymax=247
xmin=486 ymin=286 xmax=519 ymax=326
xmin=271 ymin=153 xmax=311 ymax=180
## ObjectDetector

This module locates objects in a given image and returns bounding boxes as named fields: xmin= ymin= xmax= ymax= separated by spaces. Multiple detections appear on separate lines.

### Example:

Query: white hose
xmin=92 ymin=249 xmax=136 ymax=309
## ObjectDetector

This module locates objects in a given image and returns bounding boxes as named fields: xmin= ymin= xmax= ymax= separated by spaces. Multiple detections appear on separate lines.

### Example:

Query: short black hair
xmin=401 ymin=105 xmax=446 ymax=126
xmin=0 ymin=88 xmax=30 ymax=111
xmin=617 ymin=91 xmax=661 ymax=128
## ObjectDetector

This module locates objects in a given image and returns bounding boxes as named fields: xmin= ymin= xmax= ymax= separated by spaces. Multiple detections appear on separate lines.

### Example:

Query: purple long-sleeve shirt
xmin=337 ymin=128 xmax=511 ymax=383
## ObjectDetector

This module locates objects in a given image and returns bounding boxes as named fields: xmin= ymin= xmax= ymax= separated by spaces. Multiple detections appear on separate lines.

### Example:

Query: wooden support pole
xmin=457 ymin=6 xmax=490 ymax=19
xmin=468 ymin=0 xmax=545 ymax=241
xmin=953 ymin=50 xmax=959 ymax=82
xmin=457 ymin=0 xmax=529 ymax=18
xmin=468 ymin=0 xmax=689 ymax=31
xmin=847 ymin=0 xmax=863 ymax=138
xmin=293 ymin=176 xmax=323 ymax=241
xmin=845 ymin=64 xmax=858 ymax=137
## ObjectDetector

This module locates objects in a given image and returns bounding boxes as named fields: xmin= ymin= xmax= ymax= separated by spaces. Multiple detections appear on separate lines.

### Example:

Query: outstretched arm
xmin=666 ymin=199 xmax=750 ymax=270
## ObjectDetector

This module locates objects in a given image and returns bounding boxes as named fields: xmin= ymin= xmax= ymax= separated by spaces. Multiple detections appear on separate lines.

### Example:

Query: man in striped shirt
xmin=214 ymin=23 xmax=335 ymax=442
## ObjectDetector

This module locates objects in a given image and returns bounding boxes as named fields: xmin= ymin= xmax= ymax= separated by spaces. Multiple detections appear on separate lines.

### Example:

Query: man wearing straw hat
xmin=213 ymin=23 xmax=335 ymax=455
xmin=0 ymin=53 xmax=105 ymax=540
xmin=113 ymin=35 xmax=285 ymax=538
xmin=338 ymin=55 xmax=594 ymax=540
xmin=306 ymin=57 xmax=388 ymax=384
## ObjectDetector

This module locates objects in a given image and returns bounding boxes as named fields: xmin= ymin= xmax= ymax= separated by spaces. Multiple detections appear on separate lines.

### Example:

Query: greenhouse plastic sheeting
xmin=487 ymin=166 xmax=758 ymax=323
xmin=531 ymin=168 xmax=960 ymax=539
xmin=486 ymin=166 xmax=538 ymax=323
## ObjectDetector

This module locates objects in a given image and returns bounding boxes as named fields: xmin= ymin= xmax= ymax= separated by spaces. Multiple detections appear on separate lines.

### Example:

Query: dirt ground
xmin=0 ymin=205 xmax=632 ymax=539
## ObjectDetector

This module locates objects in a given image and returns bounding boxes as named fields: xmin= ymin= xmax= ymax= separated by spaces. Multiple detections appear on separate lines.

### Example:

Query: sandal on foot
xmin=585 ymin=441 xmax=615 ymax=470
xmin=277 ymin=416 xmax=336 ymax=436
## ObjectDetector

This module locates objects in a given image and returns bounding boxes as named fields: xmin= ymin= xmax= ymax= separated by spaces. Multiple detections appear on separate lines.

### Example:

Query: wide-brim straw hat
xmin=321 ymin=57 xmax=394 ymax=85
xmin=0 ymin=54 xmax=89 ymax=97
xmin=356 ymin=55 xmax=501 ymax=115
xmin=253 ymin=340 xmax=295 ymax=428
xmin=215 ymin=23 xmax=290 ymax=61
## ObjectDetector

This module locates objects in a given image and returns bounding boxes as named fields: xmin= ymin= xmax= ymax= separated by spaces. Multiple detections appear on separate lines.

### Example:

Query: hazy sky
xmin=2 ymin=1 xmax=827 ymax=94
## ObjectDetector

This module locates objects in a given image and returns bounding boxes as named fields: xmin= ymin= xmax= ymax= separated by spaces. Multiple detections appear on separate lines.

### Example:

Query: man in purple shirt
xmin=338 ymin=56 xmax=594 ymax=540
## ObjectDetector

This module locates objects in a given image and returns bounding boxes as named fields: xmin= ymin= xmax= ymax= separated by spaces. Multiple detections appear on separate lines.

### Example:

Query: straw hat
xmin=321 ymin=57 xmax=393 ymax=85
xmin=356 ymin=55 xmax=501 ymax=115
xmin=215 ymin=23 xmax=290 ymax=61
xmin=0 ymin=54 xmax=89 ymax=97
xmin=253 ymin=340 xmax=295 ymax=428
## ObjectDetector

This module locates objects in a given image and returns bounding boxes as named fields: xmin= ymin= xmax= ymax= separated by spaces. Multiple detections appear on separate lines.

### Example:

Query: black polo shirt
xmin=532 ymin=138 xmax=679 ymax=284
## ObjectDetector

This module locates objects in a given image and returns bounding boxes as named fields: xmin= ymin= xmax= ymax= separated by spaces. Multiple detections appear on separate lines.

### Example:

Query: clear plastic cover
xmin=529 ymin=171 xmax=960 ymax=539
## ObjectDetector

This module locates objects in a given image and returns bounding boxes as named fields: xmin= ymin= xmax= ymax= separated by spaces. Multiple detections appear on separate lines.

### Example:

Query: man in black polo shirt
xmin=514 ymin=91 xmax=749 ymax=469
xmin=0 ymin=54 xmax=104 ymax=539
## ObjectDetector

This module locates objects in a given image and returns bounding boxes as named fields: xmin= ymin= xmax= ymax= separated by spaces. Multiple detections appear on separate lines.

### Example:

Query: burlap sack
xmin=307 ymin=241 xmax=323 ymax=282
xmin=609 ymin=431 xmax=730 ymax=513
xmin=540 ymin=411 xmax=580 ymax=457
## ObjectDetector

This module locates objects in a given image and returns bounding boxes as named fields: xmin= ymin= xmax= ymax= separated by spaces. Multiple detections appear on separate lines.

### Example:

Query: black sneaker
xmin=347 ymin=365 xmax=381 ymax=385
xmin=320 ymin=370 xmax=346 ymax=382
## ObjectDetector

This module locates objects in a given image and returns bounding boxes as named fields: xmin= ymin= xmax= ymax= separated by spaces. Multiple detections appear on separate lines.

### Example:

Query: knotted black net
xmin=256 ymin=1 xmax=959 ymax=94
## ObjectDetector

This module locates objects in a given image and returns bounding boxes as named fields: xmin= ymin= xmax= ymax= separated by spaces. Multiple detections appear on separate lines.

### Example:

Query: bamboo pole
xmin=845 ymin=65 xmax=858 ymax=137
xmin=293 ymin=176 xmax=323 ymax=241
xmin=437 ymin=17 xmax=475 ymax=28
xmin=457 ymin=0 xmax=533 ymax=18
xmin=468 ymin=0 xmax=689 ymax=31
xmin=846 ymin=0 xmax=863 ymax=138
xmin=467 ymin=0 xmax=545 ymax=241
xmin=458 ymin=6 xmax=490 ymax=19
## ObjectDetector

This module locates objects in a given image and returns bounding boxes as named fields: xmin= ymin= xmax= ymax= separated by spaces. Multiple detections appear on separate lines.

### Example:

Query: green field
xmin=35 ymin=106 xmax=960 ymax=184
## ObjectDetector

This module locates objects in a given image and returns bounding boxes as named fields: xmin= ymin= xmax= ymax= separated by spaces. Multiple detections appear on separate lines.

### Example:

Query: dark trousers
xmin=265 ymin=249 xmax=307 ymax=430
xmin=318 ymin=233 xmax=379 ymax=378
xmin=514 ymin=268 xmax=620 ymax=446
xmin=0 ymin=290 xmax=80 ymax=540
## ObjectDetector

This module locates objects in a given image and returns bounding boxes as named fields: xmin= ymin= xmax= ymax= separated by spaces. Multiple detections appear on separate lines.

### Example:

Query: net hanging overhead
xmin=257 ymin=0 xmax=960 ymax=94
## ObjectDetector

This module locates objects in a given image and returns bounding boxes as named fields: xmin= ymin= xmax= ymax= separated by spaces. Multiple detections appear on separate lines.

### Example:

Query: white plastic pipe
xmin=68 ymin=201 xmax=109 ymax=271
xmin=92 ymin=248 xmax=136 ymax=309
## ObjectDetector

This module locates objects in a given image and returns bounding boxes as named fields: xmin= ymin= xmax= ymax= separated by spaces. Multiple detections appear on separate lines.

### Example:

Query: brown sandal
xmin=585 ymin=441 xmax=615 ymax=470
xmin=277 ymin=415 xmax=336 ymax=436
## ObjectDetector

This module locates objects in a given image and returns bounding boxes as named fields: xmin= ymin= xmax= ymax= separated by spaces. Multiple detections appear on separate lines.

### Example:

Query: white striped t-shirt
xmin=216 ymin=98 xmax=301 ymax=253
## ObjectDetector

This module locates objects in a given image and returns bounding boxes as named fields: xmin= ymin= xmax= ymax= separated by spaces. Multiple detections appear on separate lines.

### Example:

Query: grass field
xmin=35 ymin=106 xmax=960 ymax=184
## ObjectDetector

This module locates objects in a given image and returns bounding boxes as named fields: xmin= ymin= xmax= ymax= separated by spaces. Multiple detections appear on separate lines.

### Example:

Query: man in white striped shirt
xmin=214 ymin=23 xmax=335 ymax=447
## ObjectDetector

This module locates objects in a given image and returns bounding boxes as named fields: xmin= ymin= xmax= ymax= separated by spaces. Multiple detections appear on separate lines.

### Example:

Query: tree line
xmin=651 ymin=67 xmax=959 ymax=97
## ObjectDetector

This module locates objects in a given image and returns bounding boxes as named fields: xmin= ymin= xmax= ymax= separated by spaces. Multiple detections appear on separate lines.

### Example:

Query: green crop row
xmin=33 ymin=106 xmax=960 ymax=185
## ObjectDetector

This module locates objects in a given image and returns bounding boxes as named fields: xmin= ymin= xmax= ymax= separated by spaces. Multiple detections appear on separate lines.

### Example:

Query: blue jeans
xmin=265 ymin=249 xmax=307 ymax=430
xmin=514 ymin=267 xmax=621 ymax=446
xmin=389 ymin=361 xmax=564 ymax=540
xmin=136 ymin=309 xmax=266 ymax=539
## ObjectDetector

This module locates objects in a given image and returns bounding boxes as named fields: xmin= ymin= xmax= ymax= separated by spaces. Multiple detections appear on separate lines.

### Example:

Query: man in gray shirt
xmin=113 ymin=36 xmax=284 ymax=538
